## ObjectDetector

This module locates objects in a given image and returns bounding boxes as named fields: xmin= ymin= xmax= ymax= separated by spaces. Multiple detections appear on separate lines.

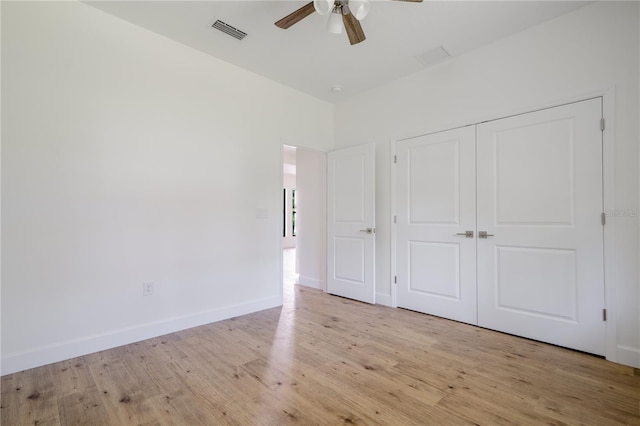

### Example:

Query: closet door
xmin=476 ymin=98 xmax=605 ymax=355
xmin=396 ymin=126 xmax=477 ymax=325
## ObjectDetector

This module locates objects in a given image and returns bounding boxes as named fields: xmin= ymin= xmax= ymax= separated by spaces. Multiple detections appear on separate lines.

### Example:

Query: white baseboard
xmin=617 ymin=345 xmax=640 ymax=368
xmin=298 ymin=275 xmax=324 ymax=290
xmin=1 ymin=296 xmax=282 ymax=376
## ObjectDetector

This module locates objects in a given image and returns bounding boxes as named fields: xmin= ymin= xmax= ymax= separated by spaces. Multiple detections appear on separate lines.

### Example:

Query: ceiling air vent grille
xmin=211 ymin=20 xmax=247 ymax=40
xmin=415 ymin=46 xmax=452 ymax=67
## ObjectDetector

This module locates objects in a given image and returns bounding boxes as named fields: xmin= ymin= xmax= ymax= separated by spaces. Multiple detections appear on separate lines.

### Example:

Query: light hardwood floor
xmin=2 ymin=281 xmax=639 ymax=425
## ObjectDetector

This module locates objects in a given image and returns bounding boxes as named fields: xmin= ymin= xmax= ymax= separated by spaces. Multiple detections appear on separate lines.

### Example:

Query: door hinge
xmin=393 ymin=215 xmax=397 ymax=224
xmin=600 ymin=118 xmax=605 ymax=131
xmin=601 ymin=212 xmax=606 ymax=226
xmin=394 ymin=155 xmax=397 ymax=164
xmin=602 ymin=308 xmax=607 ymax=321
xmin=394 ymin=275 xmax=397 ymax=284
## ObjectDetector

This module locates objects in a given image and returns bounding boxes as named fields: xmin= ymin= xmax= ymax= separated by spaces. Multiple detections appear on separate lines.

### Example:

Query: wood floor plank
xmin=2 ymin=284 xmax=639 ymax=425
xmin=312 ymin=361 xmax=472 ymax=425
xmin=264 ymin=353 xmax=418 ymax=426
xmin=56 ymin=386 xmax=116 ymax=426
xmin=1 ymin=364 xmax=62 ymax=426
xmin=147 ymin=366 xmax=246 ymax=425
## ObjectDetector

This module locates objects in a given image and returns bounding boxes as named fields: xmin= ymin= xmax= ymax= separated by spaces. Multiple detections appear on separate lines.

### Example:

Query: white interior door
xmin=396 ymin=126 xmax=477 ymax=324
xmin=476 ymin=98 xmax=605 ymax=355
xmin=327 ymin=143 xmax=375 ymax=304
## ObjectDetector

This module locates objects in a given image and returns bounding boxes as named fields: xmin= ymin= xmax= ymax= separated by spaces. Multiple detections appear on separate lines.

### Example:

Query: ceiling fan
xmin=275 ymin=0 xmax=423 ymax=46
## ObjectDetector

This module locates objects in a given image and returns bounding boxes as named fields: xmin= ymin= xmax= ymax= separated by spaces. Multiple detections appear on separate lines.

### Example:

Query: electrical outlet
xmin=143 ymin=282 xmax=154 ymax=296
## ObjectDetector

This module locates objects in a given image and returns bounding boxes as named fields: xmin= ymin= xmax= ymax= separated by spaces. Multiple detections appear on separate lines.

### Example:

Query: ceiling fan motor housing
xmin=276 ymin=0 xmax=422 ymax=46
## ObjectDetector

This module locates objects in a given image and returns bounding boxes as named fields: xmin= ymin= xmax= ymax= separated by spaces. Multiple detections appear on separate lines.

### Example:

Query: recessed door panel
xmin=495 ymin=119 xmax=575 ymax=225
xmin=495 ymin=246 xmax=577 ymax=321
xmin=409 ymin=140 xmax=460 ymax=224
xmin=334 ymin=237 xmax=365 ymax=284
xmin=333 ymin=155 xmax=366 ymax=223
xmin=408 ymin=241 xmax=460 ymax=300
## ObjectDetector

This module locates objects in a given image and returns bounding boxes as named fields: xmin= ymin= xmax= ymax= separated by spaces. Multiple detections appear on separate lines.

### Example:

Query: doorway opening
xmin=283 ymin=145 xmax=298 ymax=295
xmin=281 ymin=144 xmax=327 ymax=298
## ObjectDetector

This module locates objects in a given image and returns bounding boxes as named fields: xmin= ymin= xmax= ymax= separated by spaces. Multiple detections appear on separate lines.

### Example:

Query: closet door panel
xmin=396 ymin=126 xmax=477 ymax=325
xmin=476 ymin=98 xmax=605 ymax=355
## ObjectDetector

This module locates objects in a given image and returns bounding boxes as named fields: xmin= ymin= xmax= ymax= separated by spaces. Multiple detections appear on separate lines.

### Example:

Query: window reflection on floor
xmin=283 ymin=248 xmax=297 ymax=298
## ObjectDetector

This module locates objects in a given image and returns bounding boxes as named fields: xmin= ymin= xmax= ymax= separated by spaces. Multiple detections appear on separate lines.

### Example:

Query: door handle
xmin=478 ymin=231 xmax=494 ymax=239
xmin=455 ymin=231 xmax=474 ymax=238
xmin=359 ymin=228 xmax=375 ymax=234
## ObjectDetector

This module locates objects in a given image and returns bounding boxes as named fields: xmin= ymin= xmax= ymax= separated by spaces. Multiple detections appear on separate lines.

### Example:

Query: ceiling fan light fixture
xmin=314 ymin=0 xmax=335 ymax=16
xmin=349 ymin=0 xmax=371 ymax=21
xmin=327 ymin=6 xmax=343 ymax=34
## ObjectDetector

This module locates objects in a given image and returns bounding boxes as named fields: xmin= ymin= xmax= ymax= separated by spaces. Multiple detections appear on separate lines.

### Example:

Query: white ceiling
xmin=86 ymin=1 xmax=590 ymax=103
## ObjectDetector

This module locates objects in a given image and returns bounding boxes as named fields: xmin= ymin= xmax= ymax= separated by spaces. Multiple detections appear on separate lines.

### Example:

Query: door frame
xmin=390 ymin=87 xmax=617 ymax=363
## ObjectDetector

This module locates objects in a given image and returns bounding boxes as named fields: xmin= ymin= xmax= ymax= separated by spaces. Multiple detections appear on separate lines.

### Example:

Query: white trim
xmin=0 ymin=0 xmax=3 ymax=375
xmin=280 ymin=142 xmax=285 ymax=304
xmin=298 ymin=275 xmax=324 ymax=290
xmin=1 ymin=295 xmax=281 ymax=376
xmin=601 ymin=87 xmax=618 ymax=364
xmin=390 ymin=138 xmax=398 ymax=308
xmin=616 ymin=345 xmax=640 ymax=368
xmin=389 ymin=88 xmax=619 ymax=363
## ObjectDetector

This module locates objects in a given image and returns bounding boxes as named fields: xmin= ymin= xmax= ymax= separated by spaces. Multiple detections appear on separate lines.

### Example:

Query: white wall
xmin=1 ymin=1 xmax=333 ymax=374
xmin=334 ymin=1 xmax=640 ymax=367
xmin=295 ymin=149 xmax=327 ymax=290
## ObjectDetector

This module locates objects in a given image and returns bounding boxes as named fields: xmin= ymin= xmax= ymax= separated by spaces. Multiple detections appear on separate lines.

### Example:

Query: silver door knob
xmin=478 ymin=231 xmax=494 ymax=239
xmin=455 ymin=231 xmax=474 ymax=238
xmin=359 ymin=228 xmax=375 ymax=234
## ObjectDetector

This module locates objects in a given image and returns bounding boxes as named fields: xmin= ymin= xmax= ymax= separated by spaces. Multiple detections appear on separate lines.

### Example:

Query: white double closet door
xmin=396 ymin=98 xmax=606 ymax=355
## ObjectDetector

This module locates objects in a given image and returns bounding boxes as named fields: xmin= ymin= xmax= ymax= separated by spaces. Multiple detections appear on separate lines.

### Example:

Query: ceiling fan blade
xmin=275 ymin=2 xmax=316 ymax=29
xmin=342 ymin=7 xmax=366 ymax=45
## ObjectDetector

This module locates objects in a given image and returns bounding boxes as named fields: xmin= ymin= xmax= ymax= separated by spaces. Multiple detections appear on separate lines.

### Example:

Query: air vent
xmin=211 ymin=20 xmax=247 ymax=40
xmin=414 ymin=46 xmax=452 ymax=67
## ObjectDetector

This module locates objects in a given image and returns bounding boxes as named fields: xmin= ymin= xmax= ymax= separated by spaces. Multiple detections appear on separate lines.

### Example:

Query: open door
xmin=327 ymin=143 xmax=375 ymax=304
